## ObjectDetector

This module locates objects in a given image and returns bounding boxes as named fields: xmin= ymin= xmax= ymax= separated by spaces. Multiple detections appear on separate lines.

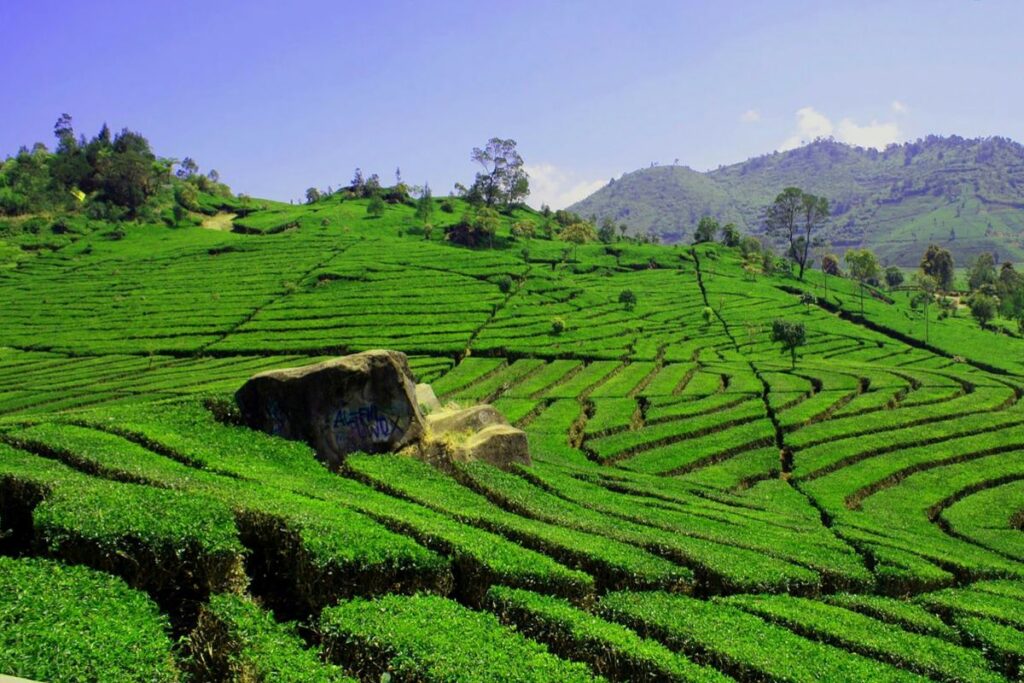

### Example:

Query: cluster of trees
xmin=962 ymin=251 xmax=1024 ymax=331
xmin=812 ymin=239 xmax=1024 ymax=336
xmin=0 ymin=114 xmax=230 ymax=220
xmin=691 ymin=187 xmax=828 ymax=281
xmin=693 ymin=216 xmax=741 ymax=246
xmin=305 ymin=167 xmax=416 ymax=211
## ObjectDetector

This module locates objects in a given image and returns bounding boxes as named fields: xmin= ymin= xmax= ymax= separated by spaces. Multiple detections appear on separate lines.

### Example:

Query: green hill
xmin=2 ymin=193 xmax=1024 ymax=681
xmin=571 ymin=136 xmax=1024 ymax=265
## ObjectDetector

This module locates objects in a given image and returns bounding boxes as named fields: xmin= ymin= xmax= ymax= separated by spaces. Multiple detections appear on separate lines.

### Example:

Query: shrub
xmin=187 ymin=593 xmax=351 ymax=682
xmin=0 ymin=556 xmax=180 ymax=682
xmin=366 ymin=195 xmax=385 ymax=217
xmin=551 ymin=317 xmax=566 ymax=335
xmin=320 ymin=594 xmax=597 ymax=682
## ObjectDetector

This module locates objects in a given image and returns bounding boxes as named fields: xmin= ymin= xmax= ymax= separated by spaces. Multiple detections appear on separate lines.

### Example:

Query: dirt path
xmin=201 ymin=212 xmax=236 ymax=231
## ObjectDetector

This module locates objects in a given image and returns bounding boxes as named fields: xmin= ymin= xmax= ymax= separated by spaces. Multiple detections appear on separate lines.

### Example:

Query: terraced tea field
xmin=1 ymin=197 xmax=1023 ymax=681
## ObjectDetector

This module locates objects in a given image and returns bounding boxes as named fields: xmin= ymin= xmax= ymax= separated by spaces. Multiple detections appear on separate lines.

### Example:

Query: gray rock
xmin=426 ymin=404 xmax=508 ymax=437
xmin=455 ymin=424 xmax=531 ymax=469
xmin=415 ymin=383 xmax=442 ymax=414
xmin=235 ymin=350 xmax=424 ymax=466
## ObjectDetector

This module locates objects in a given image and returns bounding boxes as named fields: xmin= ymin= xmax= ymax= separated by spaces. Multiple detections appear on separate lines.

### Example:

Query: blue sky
xmin=2 ymin=0 xmax=1023 ymax=207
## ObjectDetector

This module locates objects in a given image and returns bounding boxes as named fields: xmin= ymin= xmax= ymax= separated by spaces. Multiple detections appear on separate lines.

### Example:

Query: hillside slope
xmin=1 ymin=197 xmax=1023 ymax=681
xmin=571 ymin=136 xmax=1024 ymax=265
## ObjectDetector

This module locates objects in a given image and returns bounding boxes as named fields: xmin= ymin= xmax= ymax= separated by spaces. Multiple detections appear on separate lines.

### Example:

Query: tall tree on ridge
xmin=764 ymin=187 xmax=829 ymax=281
xmin=470 ymin=138 xmax=529 ymax=208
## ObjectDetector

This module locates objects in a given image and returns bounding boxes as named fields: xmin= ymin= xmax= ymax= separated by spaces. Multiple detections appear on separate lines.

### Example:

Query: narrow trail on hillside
xmin=690 ymin=249 xmax=875 ymax=575
xmin=197 ymin=241 xmax=357 ymax=354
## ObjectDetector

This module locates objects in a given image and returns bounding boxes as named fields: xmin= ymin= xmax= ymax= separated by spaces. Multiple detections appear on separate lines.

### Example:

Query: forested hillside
xmin=2 ymin=187 xmax=1023 ymax=681
xmin=571 ymin=136 xmax=1024 ymax=265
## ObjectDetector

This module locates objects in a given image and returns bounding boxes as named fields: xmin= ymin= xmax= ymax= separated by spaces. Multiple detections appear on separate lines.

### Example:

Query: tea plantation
xmin=1 ymin=196 xmax=1023 ymax=682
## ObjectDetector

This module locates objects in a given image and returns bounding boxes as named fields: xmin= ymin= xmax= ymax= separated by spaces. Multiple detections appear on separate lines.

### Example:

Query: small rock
xmin=426 ymin=405 xmax=508 ymax=437
xmin=415 ymin=383 xmax=442 ymax=414
xmin=455 ymin=424 xmax=531 ymax=469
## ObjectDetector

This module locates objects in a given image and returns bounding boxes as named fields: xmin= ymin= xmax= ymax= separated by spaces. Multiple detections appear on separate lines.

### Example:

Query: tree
xmin=740 ymin=237 xmax=762 ymax=259
xmin=95 ymin=129 xmax=160 ymax=215
xmin=473 ymin=207 xmax=501 ymax=247
xmin=560 ymin=221 xmax=597 ymax=259
xmin=177 ymin=157 xmax=199 ymax=179
xmin=920 ymin=244 xmax=955 ymax=291
xmin=618 ymin=289 xmax=637 ymax=311
xmin=968 ymin=252 xmax=997 ymax=291
xmin=968 ymin=292 xmax=999 ymax=329
xmin=618 ymin=223 xmax=628 ymax=240
xmin=469 ymin=138 xmax=529 ymax=207
xmin=764 ymin=187 xmax=829 ymax=280
xmin=819 ymin=253 xmax=840 ymax=300
xmin=885 ymin=266 xmax=905 ymax=289
xmin=364 ymin=173 xmax=381 ymax=197
xmin=305 ymin=187 xmax=321 ymax=204
xmin=845 ymin=248 xmax=880 ymax=317
xmin=350 ymin=167 xmax=365 ymax=195
xmin=598 ymin=217 xmax=617 ymax=244
xmin=53 ymin=113 xmax=75 ymax=153
xmin=912 ymin=274 xmax=938 ymax=344
xmin=997 ymin=262 xmax=1024 ymax=322
xmin=821 ymin=253 xmax=841 ymax=276
xmin=367 ymin=194 xmax=385 ymax=217
xmin=510 ymin=221 xmax=535 ymax=241
xmin=415 ymin=185 xmax=433 ymax=224
xmin=174 ymin=182 xmax=199 ymax=212
xmin=693 ymin=216 xmax=719 ymax=244
xmin=720 ymin=223 xmax=740 ymax=247
xmin=771 ymin=319 xmax=806 ymax=369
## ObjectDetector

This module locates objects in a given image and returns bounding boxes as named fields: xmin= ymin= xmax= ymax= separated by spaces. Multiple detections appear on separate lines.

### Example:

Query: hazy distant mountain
xmin=570 ymin=136 xmax=1024 ymax=265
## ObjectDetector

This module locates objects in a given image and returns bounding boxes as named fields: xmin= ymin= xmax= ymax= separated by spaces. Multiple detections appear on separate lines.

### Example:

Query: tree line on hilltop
xmin=0 ymin=114 xmax=233 ymax=222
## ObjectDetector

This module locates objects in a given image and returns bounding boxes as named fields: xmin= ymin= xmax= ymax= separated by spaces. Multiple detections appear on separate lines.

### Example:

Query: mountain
xmin=569 ymin=136 xmax=1024 ymax=265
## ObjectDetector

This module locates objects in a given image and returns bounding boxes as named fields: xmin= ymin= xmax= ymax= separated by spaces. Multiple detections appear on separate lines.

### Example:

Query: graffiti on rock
xmin=332 ymin=404 xmax=404 ymax=445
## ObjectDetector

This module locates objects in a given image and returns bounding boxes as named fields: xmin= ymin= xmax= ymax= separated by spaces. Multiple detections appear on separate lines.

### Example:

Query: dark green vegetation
xmin=1 ymin=174 xmax=1024 ymax=681
xmin=571 ymin=136 xmax=1024 ymax=264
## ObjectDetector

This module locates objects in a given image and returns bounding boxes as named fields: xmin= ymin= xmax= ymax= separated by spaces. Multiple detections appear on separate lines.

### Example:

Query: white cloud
xmin=778 ymin=106 xmax=903 ymax=151
xmin=891 ymin=100 xmax=909 ymax=114
xmin=836 ymin=118 xmax=902 ymax=149
xmin=740 ymin=108 xmax=761 ymax=123
xmin=524 ymin=163 xmax=607 ymax=210
xmin=778 ymin=106 xmax=834 ymax=151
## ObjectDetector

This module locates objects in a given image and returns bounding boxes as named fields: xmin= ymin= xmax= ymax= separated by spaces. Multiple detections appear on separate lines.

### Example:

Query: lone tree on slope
xmin=469 ymin=138 xmax=530 ymax=208
xmin=920 ymin=244 xmax=955 ymax=291
xmin=693 ymin=216 xmax=719 ymax=244
xmin=771 ymin=319 xmax=806 ymax=370
xmin=764 ymin=187 xmax=830 ymax=281
xmin=845 ymin=248 xmax=881 ymax=317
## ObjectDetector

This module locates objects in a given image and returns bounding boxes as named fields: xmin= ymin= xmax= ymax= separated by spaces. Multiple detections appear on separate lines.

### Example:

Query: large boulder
xmin=235 ymin=350 xmax=424 ymax=466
